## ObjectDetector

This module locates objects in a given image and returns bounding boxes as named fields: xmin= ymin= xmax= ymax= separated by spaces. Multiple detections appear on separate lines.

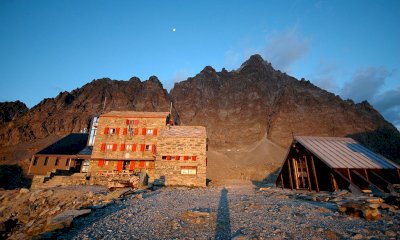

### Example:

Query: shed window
xmin=44 ymin=157 xmax=49 ymax=166
xmin=33 ymin=157 xmax=38 ymax=166
xmin=181 ymin=166 xmax=197 ymax=175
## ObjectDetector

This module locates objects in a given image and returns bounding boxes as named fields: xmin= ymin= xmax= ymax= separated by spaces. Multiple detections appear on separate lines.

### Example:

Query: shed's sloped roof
xmin=77 ymin=146 xmax=93 ymax=156
xmin=101 ymin=111 xmax=169 ymax=118
xmin=160 ymin=126 xmax=206 ymax=138
xmin=36 ymin=133 xmax=88 ymax=155
xmin=295 ymin=136 xmax=399 ymax=169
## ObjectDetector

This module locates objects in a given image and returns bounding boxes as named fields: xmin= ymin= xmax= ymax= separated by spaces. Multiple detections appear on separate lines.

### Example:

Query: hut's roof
xmin=101 ymin=111 xmax=169 ymax=118
xmin=160 ymin=126 xmax=206 ymax=138
xmin=36 ymin=133 xmax=88 ymax=156
xmin=295 ymin=136 xmax=399 ymax=169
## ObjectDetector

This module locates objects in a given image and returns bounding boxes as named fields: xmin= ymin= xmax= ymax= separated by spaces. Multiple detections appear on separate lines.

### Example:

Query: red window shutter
xmin=100 ymin=143 xmax=106 ymax=152
xmin=192 ymin=156 xmax=197 ymax=161
xmin=104 ymin=127 xmax=109 ymax=135
xmin=117 ymin=161 xmax=123 ymax=171
xmin=184 ymin=156 xmax=189 ymax=161
xmin=126 ymin=119 xmax=129 ymax=125
xmin=166 ymin=156 xmax=171 ymax=160
xmin=142 ymin=128 xmax=147 ymax=135
xmin=129 ymin=161 xmax=135 ymax=170
xmin=139 ymin=161 xmax=145 ymax=168
xmin=112 ymin=144 xmax=117 ymax=151
xmin=132 ymin=144 xmax=137 ymax=152
xmin=140 ymin=144 xmax=145 ymax=152
xmin=134 ymin=120 xmax=139 ymax=125
xmin=134 ymin=128 xmax=139 ymax=135
xmin=175 ymin=156 xmax=180 ymax=160
xmin=153 ymin=129 xmax=158 ymax=136
xmin=120 ymin=144 xmax=126 ymax=151
xmin=98 ymin=159 xmax=105 ymax=167
xmin=152 ymin=144 xmax=156 ymax=154
xmin=116 ymin=128 xmax=120 ymax=135
xmin=123 ymin=128 xmax=127 ymax=135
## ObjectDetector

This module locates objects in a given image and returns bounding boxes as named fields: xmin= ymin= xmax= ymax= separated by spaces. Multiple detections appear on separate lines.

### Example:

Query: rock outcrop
xmin=0 ymin=76 xmax=171 ymax=146
xmin=171 ymin=55 xmax=400 ymax=162
xmin=0 ymin=101 xmax=28 ymax=125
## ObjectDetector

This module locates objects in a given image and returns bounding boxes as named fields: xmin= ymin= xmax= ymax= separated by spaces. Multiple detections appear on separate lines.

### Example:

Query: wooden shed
xmin=276 ymin=136 xmax=400 ymax=193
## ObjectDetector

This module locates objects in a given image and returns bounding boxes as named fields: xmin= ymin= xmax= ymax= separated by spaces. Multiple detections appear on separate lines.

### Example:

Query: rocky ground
xmin=54 ymin=180 xmax=399 ymax=240
xmin=0 ymin=185 xmax=111 ymax=239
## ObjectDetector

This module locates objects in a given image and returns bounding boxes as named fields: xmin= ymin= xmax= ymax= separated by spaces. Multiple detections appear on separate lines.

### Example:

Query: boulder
xmin=44 ymin=209 xmax=91 ymax=232
xmin=19 ymin=188 xmax=30 ymax=194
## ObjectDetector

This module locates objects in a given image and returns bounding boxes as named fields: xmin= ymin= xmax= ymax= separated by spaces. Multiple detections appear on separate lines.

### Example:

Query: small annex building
xmin=155 ymin=126 xmax=207 ymax=187
xmin=28 ymin=133 xmax=90 ymax=175
xmin=276 ymin=136 xmax=400 ymax=193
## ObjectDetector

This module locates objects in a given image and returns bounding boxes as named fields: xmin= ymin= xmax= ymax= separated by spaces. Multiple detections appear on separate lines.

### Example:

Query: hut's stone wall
xmin=155 ymin=127 xmax=207 ymax=187
xmin=28 ymin=155 xmax=79 ymax=175
xmin=90 ymin=112 xmax=168 ymax=182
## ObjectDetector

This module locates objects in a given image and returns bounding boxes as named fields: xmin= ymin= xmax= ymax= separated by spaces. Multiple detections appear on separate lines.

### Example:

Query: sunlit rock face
xmin=170 ymin=55 xmax=400 ymax=162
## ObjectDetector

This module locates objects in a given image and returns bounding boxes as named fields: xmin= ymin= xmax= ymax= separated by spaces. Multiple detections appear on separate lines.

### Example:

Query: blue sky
xmin=0 ymin=0 xmax=399 ymax=128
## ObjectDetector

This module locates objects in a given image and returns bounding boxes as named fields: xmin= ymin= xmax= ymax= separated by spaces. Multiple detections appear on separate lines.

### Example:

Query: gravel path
xmin=58 ymin=181 xmax=399 ymax=240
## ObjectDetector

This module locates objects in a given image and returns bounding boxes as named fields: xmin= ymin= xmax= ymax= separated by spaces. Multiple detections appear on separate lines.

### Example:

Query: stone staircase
xmin=31 ymin=172 xmax=89 ymax=189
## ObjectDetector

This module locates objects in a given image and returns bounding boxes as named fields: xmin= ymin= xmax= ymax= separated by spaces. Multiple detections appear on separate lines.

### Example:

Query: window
xmin=181 ymin=166 xmax=197 ymax=175
xmin=55 ymin=158 xmax=59 ymax=166
xmin=33 ymin=157 xmax=38 ymax=166
xmin=66 ymin=158 xmax=70 ymax=166
xmin=44 ymin=157 xmax=48 ymax=166
xmin=105 ymin=161 xmax=109 ymax=166
xmin=139 ymin=161 xmax=145 ymax=168
xmin=108 ymin=128 xmax=116 ymax=135
xmin=145 ymin=145 xmax=152 ymax=151
xmin=106 ymin=144 xmax=113 ymax=150
xmin=126 ymin=144 xmax=132 ymax=151
xmin=126 ymin=120 xmax=139 ymax=125
xmin=146 ymin=129 xmax=153 ymax=135
xmin=162 ymin=156 xmax=167 ymax=160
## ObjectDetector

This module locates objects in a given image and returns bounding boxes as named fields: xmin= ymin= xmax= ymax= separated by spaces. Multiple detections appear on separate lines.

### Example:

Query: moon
xmin=172 ymin=28 xmax=176 ymax=32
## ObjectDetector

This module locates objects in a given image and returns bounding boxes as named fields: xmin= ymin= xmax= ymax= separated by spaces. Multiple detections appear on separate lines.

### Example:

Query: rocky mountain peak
xmin=200 ymin=66 xmax=216 ymax=74
xmin=0 ymin=101 xmax=29 ymax=125
xmin=239 ymin=54 xmax=272 ymax=72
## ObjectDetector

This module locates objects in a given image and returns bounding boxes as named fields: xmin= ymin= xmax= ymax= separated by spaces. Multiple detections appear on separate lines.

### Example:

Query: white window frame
xmin=108 ymin=128 xmax=116 ymax=135
xmin=106 ymin=144 xmax=113 ymax=150
xmin=146 ymin=129 xmax=153 ymax=135
xmin=126 ymin=144 xmax=132 ymax=151
xmin=181 ymin=167 xmax=197 ymax=175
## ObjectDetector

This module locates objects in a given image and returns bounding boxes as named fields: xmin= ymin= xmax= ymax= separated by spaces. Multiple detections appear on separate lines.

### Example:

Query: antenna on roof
xmin=102 ymin=97 xmax=107 ymax=114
